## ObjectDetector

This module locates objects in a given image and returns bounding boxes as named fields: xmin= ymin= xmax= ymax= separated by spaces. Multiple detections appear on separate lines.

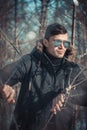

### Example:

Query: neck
xmin=44 ymin=50 xmax=63 ymax=65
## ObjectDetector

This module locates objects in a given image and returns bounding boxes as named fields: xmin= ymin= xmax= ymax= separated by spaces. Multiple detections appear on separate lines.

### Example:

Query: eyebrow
xmin=53 ymin=39 xmax=70 ymax=42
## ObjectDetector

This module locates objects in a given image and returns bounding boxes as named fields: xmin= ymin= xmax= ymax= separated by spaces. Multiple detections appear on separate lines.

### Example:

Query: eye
xmin=63 ymin=41 xmax=70 ymax=48
xmin=53 ymin=40 xmax=62 ymax=47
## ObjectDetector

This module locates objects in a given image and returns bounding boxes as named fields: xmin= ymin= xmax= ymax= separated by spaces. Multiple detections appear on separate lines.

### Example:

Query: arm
xmin=1 ymin=54 xmax=32 ymax=103
xmin=51 ymin=65 xmax=87 ymax=114
xmin=7 ymin=54 xmax=32 ymax=86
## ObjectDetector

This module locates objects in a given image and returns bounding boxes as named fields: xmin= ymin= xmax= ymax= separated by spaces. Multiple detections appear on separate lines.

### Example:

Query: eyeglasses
xmin=53 ymin=39 xmax=71 ymax=48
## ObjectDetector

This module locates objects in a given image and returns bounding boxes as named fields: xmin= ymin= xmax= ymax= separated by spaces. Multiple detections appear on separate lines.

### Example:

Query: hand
xmin=51 ymin=93 xmax=65 ymax=114
xmin=2 ymin=84 xmax=15 ymax=103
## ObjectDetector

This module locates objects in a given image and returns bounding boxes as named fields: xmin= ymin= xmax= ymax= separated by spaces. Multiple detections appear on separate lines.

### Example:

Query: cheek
xmin=64 ymin=48 xmax=67 ymax=52
xmin=48 ymin=44 xmax=55 ymax=51
xmin=47 ymin=44 xmax=55 ymax=53
xmin=55 ymin=46 xmax=67 ymax=51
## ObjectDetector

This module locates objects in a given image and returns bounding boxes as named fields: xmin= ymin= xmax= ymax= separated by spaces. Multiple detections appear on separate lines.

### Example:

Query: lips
xmin=57 ymin=51 xmax=64 ymax=54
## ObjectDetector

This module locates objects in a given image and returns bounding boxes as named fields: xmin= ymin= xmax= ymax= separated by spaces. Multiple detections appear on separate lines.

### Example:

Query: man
xmin=1 ymin=23 xmax=87 ymax=130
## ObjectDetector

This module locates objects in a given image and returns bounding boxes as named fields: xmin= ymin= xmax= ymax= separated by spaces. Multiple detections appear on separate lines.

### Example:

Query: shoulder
xmin=20 ymin=53 xmax=32 ymax=62
xmin=63 ymin=58 xmax=80 ymax=71
xmin=12 ymin=53 xmax=32 ymax=74
xmin=17 ymin=53 xmax=32 ymax=66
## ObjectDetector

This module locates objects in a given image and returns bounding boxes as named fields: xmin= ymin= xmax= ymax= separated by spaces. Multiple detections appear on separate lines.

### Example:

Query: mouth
xmin=56 ymin=51 xmax=65 ymax=57
xmin=57 ymin=51 xmax=64 ymax=54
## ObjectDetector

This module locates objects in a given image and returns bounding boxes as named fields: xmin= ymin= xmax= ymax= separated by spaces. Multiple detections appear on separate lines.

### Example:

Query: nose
xmin=58 ymin=42 xmax=64 ymax=49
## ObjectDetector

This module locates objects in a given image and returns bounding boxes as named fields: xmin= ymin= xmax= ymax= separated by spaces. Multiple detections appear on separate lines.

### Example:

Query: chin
xmin=56 ymin=54 xmax=64 ymax=58
xmin=55 ymin=52 xmax=64 ymax=58
xmin=55 ymin=55 xmax=63 ymax=58
xmin=53 ymin=52 xmax=64 ymax=58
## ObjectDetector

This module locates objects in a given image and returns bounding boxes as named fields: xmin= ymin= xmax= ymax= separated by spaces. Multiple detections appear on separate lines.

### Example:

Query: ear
xmin=43 ymin=39 xmax=49 ymax=47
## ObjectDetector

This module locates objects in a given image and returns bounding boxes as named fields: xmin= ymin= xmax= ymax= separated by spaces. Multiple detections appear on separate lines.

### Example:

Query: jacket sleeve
xmin=7 ymin=54 xmax=32 ymax=86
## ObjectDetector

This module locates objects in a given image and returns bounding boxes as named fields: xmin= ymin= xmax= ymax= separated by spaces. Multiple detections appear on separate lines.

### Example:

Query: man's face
xmin=44 ymin=33 xmax=69 ymax=58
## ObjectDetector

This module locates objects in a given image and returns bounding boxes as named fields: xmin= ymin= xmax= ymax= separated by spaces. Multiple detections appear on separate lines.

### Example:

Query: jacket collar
xmin=31 ymin=47 xmax=68 ymax=74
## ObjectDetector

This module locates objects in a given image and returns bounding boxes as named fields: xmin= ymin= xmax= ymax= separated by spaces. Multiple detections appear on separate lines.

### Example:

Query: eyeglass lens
xmin=53 ymin=40 xmax=70 ymax=48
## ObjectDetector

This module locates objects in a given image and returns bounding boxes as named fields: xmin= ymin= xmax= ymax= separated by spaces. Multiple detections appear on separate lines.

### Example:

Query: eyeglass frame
xmin=53 ymin=39 xmax=71 ymax=48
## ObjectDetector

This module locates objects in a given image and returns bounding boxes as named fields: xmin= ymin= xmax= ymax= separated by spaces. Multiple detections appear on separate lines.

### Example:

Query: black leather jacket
xmin=8 ymin=48 xmax=87 ymax=130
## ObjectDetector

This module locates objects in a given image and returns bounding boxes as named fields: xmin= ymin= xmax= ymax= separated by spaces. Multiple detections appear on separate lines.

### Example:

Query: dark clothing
xmin=8 ymin=48 xmax=87 ymax=130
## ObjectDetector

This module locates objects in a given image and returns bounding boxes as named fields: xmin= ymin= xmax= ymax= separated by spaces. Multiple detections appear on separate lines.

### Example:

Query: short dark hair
xmin=45 ymin=23 xmax=67 ymax=40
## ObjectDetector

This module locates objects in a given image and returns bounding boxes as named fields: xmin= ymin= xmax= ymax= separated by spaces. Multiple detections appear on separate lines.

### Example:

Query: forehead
xmin=50 ymin=33 xmax=68 ymax=41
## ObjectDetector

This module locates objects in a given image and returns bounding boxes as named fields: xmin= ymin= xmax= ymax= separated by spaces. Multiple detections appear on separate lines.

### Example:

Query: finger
xmin=60 ymin=94 xmax=65 ymax=103
xmin=56 ymin=104 xmax=61 ymax=111
xmin=7 ymin=89 xmax=15 ymax=103
xmin=58 ymin=100 xmax=63 ymax=107
xmin=2 ymin=85 xmax=11 ymax=97
xmin=51 ymin=107 xmax=57 ymax=115
xmin=3 ymin=85 xmax=15 ymax=97
xmin=50 ymin=108 xmax=54 ymax=113
xmin=52 ymin=98 xmax=56 ymax=108
xmin=10 ymin=98 xmax=15 ymax=104
xmin=53 ymin=108 xmax=57 ymax=115
xmin=51 ymin=105 xmax=57 ymax=113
